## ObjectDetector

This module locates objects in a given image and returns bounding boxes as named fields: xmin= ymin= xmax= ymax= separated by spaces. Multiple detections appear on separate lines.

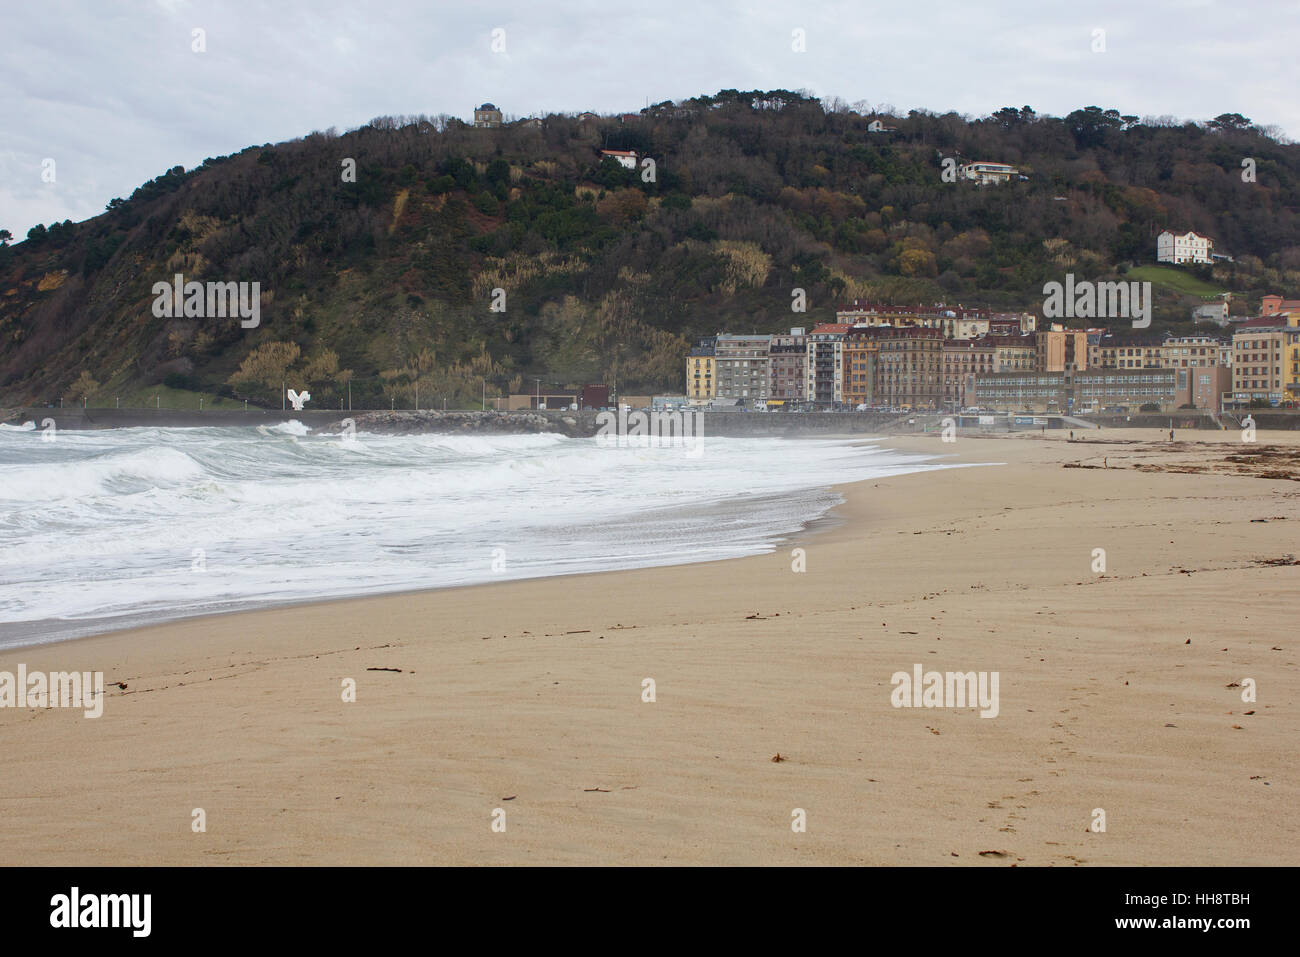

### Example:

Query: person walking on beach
xmin=1169 ymin=429 xmax=1174 ymax=441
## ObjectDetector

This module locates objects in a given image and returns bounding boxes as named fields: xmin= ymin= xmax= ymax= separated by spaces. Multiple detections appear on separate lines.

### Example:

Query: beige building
xmin=1231 ymin=317 xmax=1299 ymax=406
xmin=1086 ymin=333 xmax=1232 ymax=410
xmin=985 ymin=333 xmax=1038 ymax=373
xmin=959 ymin=161 xmax=1019 ymax=185
xmin=874 ymin=326 xmax=944 ymax=410
xmin=1036 ymin=324 xmax=1089 ymax=372
xmin=474 ymin=103 xmax=503 ymax=128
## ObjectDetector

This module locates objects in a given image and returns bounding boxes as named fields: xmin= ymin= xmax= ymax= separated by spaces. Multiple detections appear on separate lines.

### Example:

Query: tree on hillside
xmin=228 ymin=341 xmax=301 ymax=403
xmin=301 ymin=348 xmax=353 ymax=402
xmin=0 ymin=229 xmax=12 ymax=245
xmin=1207 ymin=113 xmax=1253 ymax=134
xmin=69 ymin=371 xmax=99 ymax=405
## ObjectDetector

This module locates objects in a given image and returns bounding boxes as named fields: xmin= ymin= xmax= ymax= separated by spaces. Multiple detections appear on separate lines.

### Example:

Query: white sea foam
xmin=0 ymin=424 xmax=974 ymax=645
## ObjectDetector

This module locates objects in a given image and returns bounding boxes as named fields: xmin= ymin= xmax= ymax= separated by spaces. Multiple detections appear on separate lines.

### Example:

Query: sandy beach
xmin=2 ymin=427 xmax=1296 ymax=866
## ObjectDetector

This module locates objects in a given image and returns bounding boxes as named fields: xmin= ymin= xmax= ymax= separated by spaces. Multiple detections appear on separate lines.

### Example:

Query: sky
xmin=2 ymin=0 xmax=1297 ymax=240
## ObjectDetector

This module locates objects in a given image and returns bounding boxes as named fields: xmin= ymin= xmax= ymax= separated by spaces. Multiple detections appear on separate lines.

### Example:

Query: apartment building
xmin=842 ymin=328 xmax=880 ymax=408
xmin=1231 ymin=316 xmax=1300 ymax=406
xmin=1036 ymin=324 xmax=1089 ymax=372
xmin=835 ymin=301 xmax=990 ymax=338
xmin=768 ymin=329 xmax=807 ymax=404
xmin=1161 ymin=335 xmax=1232 ymax=369
xmin=805 ymin=324 xmax=849 ymax=407
xmin=686 ymin=337 xmax=716 ymax=403
xmin=942 ymin=339 xmax=996 ymax=410
xmin=713 ymin=334 xmax=771 ymax=404
xmin=1085 ymin=333 xmax=1233 ymax=410
xmin=989 ymin=313 xmax=1038 ymax=335
xmin=874 ymin=326 xmax=944 ymax=409
xmin=984 ymin=333 xmax=1038 ymax=373
xmin=1090 ymin=334 xmax=1165 ymax=369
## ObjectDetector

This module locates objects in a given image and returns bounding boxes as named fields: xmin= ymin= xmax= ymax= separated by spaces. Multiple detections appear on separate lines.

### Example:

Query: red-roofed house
xmin=1261 ymin=294 xmax=1300 ymax=318
xmin=599 ymin=149 xmax=637 ymax=170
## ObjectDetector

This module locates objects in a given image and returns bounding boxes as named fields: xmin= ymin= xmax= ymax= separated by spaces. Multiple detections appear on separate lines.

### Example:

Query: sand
xmin=1 ymin=427 xmax=1296 ymax=865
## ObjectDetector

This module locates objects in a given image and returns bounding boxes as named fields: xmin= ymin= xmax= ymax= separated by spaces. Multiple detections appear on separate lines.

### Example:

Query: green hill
xmin=1124 ymin=265 xmax=1226 ymax=298
xmin=2 ymin=92 xmax=1298 ymax=407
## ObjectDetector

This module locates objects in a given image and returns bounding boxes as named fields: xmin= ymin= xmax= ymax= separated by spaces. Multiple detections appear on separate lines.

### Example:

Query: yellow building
xmin=842 ymin=334 xmax=879 ymax=408
xmin=686 ymin=339 xmax=716 ymax=402
xmin=1230 ymin=315 xmax=1299 ymax=405
xmin=1035 ymin=324 xmax=1089 ymax=372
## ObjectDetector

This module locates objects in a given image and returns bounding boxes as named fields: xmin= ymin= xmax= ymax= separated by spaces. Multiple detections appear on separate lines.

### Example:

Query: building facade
xmin=1157 ymin=230 xmax=1213 ymax=264
xmin=805 ymin=324 xmax=849 ymax=407
xmin=474 ymin=103 xmax=503 ymax=128
xmin=959 ymin=161 xmax=1019 ymax=185
xmin=768 ymin=329 xmax=807 ymax=405
xmin=835 ymin=301 xmax=991 ymax=337
xmin=942 ymin=339 xmax=996 ymax=410
xmin=1261 ymin=294 xmax=1300 ymax=323
xmin=974 ymin=369 xmax=1178 ymax=413
xmin=842 ymin=329 xmax=880 ymax=408
xmin=686 ymin=338 xmax=716 ymax=403
xmin=985 ymin=333 xmax=1038 ymax=373
xmin=1231 ymin=318 xmax=1299 ymax=406
xmin=713 ymin=334 xmax=771 ymax=404
xmin=874 ymin=326 xmax=944 ymax=409
xmin=599 ymin=149 xmax=637 ymax=170
xmin=1036 ymin=324 xmax=1089 ymax=372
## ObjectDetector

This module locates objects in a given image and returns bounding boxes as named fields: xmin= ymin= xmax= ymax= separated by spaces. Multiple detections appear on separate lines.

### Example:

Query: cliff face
xmin=3 ymin=94 xmax=1297 ymax=408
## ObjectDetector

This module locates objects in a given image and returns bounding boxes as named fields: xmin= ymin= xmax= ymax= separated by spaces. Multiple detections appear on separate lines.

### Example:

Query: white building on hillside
xmin=1157 ymin=230 xmax=1213 ymax=264
xmin=958 ymin=161 xmax=1019 ymax=185
xmin=599 ymin=149 xmax=637 ymax=170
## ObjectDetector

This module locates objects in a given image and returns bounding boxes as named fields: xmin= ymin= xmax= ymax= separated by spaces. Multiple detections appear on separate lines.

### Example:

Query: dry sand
xmin=1 ymin=427 xmax=1296 ymax=865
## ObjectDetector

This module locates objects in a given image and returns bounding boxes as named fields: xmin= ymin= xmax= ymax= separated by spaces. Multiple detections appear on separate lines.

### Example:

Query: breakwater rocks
xmin=14 ymin=406 xmax=1297 ymax=437
xmin=336 ymin=409 xmax=906 ymax=438
xmin=335 ymin=409 xmax=599 ymax=437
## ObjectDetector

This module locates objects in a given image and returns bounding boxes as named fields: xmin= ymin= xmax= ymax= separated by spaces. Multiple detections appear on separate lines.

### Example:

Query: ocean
xmin=0 ymin=421 xmax=963 ymax=647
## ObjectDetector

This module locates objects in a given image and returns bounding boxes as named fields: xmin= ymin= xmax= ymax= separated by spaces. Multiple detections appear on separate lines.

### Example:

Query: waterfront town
xmin=679 ymin=294 xmax=1300 ymax=415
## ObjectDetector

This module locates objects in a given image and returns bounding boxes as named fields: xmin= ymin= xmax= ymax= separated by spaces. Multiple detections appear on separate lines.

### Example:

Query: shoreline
xmin=0 ymin=433 xmax=971 ymax=651
xmin=1 ymin=428 xmax=1296 ymax=865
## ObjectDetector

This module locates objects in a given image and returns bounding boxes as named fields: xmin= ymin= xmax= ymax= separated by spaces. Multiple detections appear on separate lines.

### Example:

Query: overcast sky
xmin=2 ymin=0 xmax=1296 ymax=239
